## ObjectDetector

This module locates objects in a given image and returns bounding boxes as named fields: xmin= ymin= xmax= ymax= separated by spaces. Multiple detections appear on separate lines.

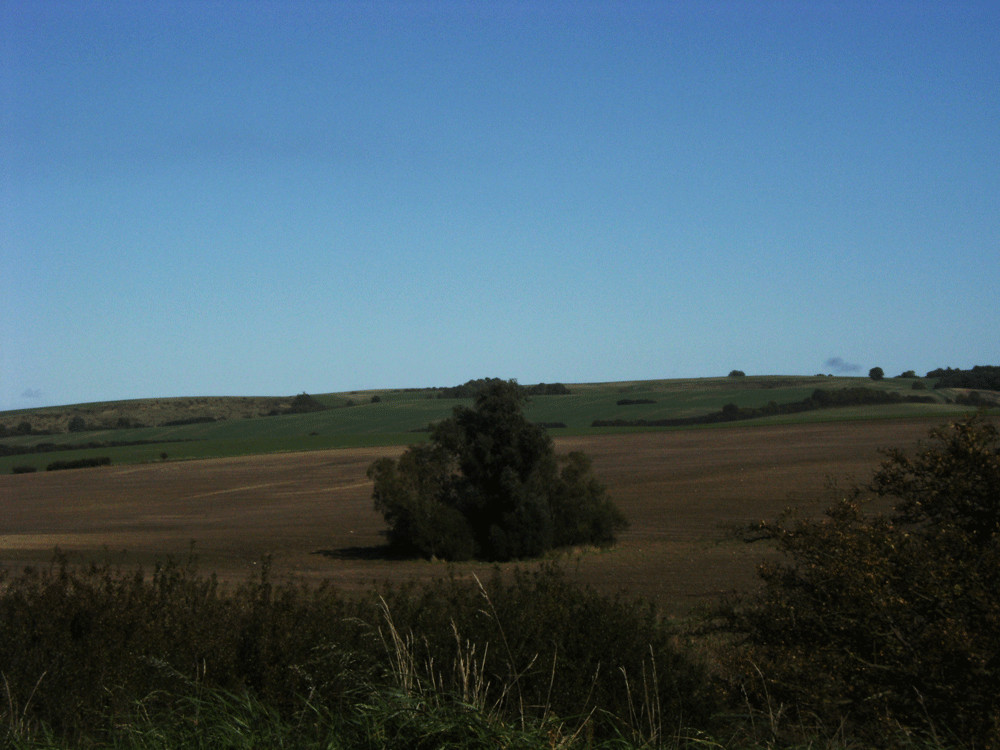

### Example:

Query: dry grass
xmin=0 ymin=418 xmax=946 ymax=613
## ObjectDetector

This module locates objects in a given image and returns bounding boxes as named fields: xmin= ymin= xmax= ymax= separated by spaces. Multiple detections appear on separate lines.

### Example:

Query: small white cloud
xmin=20 ymin=388 xmax=43 ymax=399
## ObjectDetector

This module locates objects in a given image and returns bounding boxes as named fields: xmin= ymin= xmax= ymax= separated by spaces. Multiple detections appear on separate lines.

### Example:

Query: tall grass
xmin=0 ymin=553 xmax=974 ymax=749
xmin=0 ymin=554 xmax=717 ymax=748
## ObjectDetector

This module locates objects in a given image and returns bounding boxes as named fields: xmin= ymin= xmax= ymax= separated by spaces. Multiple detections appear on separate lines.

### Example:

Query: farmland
xmin=2 ymin=376 xmax=997 ymax=746
xmin=0 ymin=374 xmax=971 ymax=474
xmin=0 ymin=406 xmax=976 ymax=613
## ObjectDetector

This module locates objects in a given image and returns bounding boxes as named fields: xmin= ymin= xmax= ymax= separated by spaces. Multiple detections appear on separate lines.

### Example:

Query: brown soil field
xmin=0 ymin=418 xmax=959 ymax=614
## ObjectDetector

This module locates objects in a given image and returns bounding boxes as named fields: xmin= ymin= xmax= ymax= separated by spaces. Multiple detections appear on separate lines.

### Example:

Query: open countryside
xmin=1 ymin=375 xmax=991 ymax=611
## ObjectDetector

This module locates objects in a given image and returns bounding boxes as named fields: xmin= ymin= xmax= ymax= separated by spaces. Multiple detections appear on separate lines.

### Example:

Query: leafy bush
xmin=868 ymin=366 xmax=884 ymax=380
xmin=11 ymin=465 xmax=37 ymax=474
xmin=375 ymin=565 xmax=716 ymax=739
xmin=726 ymin=417 xmax=1000 ymax=745
xmin=160 ymin=415 xmax=217 ymax=426
xmin=0 ymin=556 xmax=711 ymax=746
xmin=284 ymin=392 xmax=329 ymax=414
xmin=929 ymin=365 xmax=1000 ymax=390
xmin=370 ymin=379 xmax=626 ymax=561
xmin=437 ymin=378 xmax=570 ymax=399
xmin=45 ymin=457 xmax=111 ymax=471
xmin=728 ymin=370 xmax=746 ymax=377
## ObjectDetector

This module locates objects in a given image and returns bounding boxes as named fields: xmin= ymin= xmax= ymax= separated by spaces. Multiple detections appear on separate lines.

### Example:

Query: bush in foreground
xmin=725 ymin=416 xmax=1000 ymax=746
xmin=0 ymin=557 xmax=710 ymax=747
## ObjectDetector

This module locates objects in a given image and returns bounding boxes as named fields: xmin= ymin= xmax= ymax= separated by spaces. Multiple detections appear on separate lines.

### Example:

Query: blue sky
xmin=2 ymin=1 xmax=998 ymax=410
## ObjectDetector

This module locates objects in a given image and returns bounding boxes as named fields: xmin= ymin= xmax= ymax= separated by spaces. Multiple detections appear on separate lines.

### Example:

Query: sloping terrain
xmin=0 ymin=418 xmax=954 ymax=614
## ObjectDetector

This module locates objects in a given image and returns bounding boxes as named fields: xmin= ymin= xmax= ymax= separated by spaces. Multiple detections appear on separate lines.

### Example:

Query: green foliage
xmin=66 ymin=416 xmax=87 ymax=433
xmin=868 ymin=366 xmax=884 ymax=381
xmin=728 ymin=370 xmax=746 ymax=377
xmin=728 ymin=417 xmax=1000 ymax=746
xmin=45 ymin=456 xmax=111 ymax=471
xmin=593 ymin=387 xmax=937 ymax=428
xmin=369 ymin=379 xmax=625 ymax=561
xmin=436 ymin=378 xmax=570 ymax=399
xmin=284 ymin=392 xmax=330 ymax=414
xmin=0 ymin=556 xmax=711 ymax=747
xmin=898 ymin=370 xmax=917 ymax=378
xmin=929 ymin=365 xmax=1000 ymax=390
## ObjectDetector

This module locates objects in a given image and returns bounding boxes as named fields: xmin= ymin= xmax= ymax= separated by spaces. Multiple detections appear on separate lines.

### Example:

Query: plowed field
xmin=0 ymin=418 xmax=951 ymax=613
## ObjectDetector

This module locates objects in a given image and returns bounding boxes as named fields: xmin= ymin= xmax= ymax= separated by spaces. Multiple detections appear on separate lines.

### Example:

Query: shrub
xmin=285 ymin=392 xmax=329 ymax=414
xmin=11 ymin=465 xmax=37 ymax=474
xmin=46 ymin=457 xmax=111 ymax=471
xmin=0 ymin=555 xmax=713 ymax=745
xmin=931 ymin=364 xmax=1000 ymax=390
xmin=373 ymin=565 xmax=716 ymax=738
xmin=728 ymin=370 xmax=746 ymax=377
xmin=868 ymin=366 xmax=884 ymax=380
xmin=727 ymin=416 xmax=1000 ymax=745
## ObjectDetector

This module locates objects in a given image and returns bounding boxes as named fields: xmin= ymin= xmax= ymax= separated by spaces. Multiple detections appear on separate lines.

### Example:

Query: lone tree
xmin=368 ymin=379 xmax=626 ymax=561
xmin=868 ymin=366 xmax=884 ymax=380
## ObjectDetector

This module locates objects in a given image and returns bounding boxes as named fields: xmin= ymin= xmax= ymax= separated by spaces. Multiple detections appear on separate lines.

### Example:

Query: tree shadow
xmin=312 ymin=545 xmax=412 ymax=561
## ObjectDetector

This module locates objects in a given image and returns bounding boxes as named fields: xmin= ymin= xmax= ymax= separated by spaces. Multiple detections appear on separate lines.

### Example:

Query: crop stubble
xmin=0 ymin=419 xmax=945 ymax=612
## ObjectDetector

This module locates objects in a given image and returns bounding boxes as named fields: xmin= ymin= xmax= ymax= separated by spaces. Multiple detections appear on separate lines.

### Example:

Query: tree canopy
xmin=730 ymin=416 xmax=1000 ymax=744
xmin=368 ymin=379 xmax=626 ymax=561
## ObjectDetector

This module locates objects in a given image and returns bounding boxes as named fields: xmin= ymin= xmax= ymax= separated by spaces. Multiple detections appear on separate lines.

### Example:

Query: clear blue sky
xmin=2 ymin=1 xmax=998 ymax=410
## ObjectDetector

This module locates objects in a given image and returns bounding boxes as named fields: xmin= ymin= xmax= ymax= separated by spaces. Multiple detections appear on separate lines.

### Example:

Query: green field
xmin=0 ymin=375 xmax=982 ymax=473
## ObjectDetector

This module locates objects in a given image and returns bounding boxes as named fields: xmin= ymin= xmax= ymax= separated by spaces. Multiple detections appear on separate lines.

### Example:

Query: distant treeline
xmin=266 ymin=392 xmax=332 ymax=416
xmin=592 ymin=388 xmax=937 ymax=428
xmin=437 ymin=378 xmax=570 ymax=399
xmin=45 ymin=456 xmax=111 ymax=471
xmin=929 ymin=365 xmax=1000 ymax=391
xmin=161 ymin=416 xmax=217 ymax=426
xmin=0 ymin=438 xmax=192 ymax=458
xmin=617 ymin=399 xmax=657 ymax=406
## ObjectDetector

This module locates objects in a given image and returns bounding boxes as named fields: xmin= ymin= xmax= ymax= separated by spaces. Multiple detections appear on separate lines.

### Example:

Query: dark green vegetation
xmin=2 ymin=373 xmax=990 ymax=474
xmin=723 ymin=416 xmax=1000 ymax=747
xmin=3 ymin=416 xmax=997 ymax=748
xmin=593 ymin=386 xmax=938 ymax=428
xmin=368 ymin=380 xmax=626 ymax=561
xmin=1 ymin=558 xmax=711 ymax=749
xmin=928 ymin=364 xmax=1000 ymax=390
xmin=43 ymin=456 xmax=110 ymax=472
xmin=435 ymin=377 xmax=571 ymax=399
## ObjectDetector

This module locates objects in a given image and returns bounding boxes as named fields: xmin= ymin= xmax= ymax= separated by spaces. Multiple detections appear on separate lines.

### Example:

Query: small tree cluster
xmin=368 ymin=379 xmax=626 ymax=561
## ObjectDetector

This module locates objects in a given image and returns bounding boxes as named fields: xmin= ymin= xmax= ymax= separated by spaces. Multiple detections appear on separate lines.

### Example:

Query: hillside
xmin=0 ymin=374 xmax=991 ymax=474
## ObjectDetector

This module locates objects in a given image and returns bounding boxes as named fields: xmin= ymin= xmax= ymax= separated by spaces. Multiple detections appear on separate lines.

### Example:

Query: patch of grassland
xmin=1 ymin=375 xmax=981 ymax=471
